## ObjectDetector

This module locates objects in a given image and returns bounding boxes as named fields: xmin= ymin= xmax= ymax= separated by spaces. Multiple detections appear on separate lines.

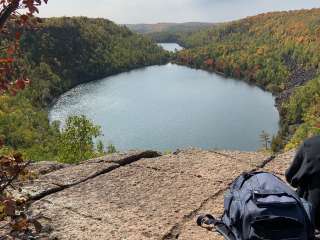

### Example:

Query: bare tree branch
xmin=0 ymin=0 xmax=20 ymax=30
xmin=0 ymin=160 xmax=31 ymax=193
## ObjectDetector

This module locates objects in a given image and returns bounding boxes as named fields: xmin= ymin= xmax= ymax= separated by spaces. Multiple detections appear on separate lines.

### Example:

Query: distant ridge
xmin=126 ymin=22 xmax=214 ymax=34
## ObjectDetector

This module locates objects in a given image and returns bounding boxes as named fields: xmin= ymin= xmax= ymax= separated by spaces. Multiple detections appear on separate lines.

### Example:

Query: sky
xmin=38 ymin=0 xmax=320 ymax=24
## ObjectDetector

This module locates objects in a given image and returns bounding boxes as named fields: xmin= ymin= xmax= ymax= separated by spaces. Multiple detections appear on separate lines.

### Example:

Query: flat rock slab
xmin=28 ymin=149 xmax=276 ymax=240
xmin=23 ymin=151 xmax=161 ymax=201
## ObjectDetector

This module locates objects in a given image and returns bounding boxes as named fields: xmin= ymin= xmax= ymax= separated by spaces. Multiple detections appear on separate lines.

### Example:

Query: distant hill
xmin=126 ymin=22 xmax=216 ymax=45
xmin=126 ymin=22 xmax=214 ymax=34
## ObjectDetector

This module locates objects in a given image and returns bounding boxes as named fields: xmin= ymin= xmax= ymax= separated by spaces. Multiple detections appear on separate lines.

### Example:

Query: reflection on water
xmin=50 ymin=63 xmax=279 ymax=152
xmin=157 ymin=43 xmax=184 ymax=52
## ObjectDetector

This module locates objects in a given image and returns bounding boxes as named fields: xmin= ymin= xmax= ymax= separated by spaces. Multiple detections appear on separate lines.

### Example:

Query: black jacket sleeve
xmin=285 ymin=145 xmax=304 ymax=188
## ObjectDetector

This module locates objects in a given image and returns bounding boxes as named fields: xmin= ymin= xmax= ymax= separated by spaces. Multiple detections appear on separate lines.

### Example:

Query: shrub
xmin=57 ymin=115 xmax=102 ymax=163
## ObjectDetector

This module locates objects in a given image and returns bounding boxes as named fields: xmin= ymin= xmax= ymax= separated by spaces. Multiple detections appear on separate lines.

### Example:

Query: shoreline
xmin=45 ymin=61 xmax=170 ymax=113
xmin=49 ymin=59 xmax=279 ymax=153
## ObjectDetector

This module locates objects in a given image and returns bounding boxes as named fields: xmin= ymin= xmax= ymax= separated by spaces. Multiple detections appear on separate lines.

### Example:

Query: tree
xmin=271 ymin=134 xmax=283 ymax=153
xmin=58 ymin=115 xmax=102 ymax=163
xmin=0 ymin=154 xmax=43 ymax=238
xmin=0 ymin=0 xmax=48 ymax=94
xmin=0 ymin=0 xmax=48 ymax=237
xmin=97 ymin=140 xmax=105 ymax=155
xmin=260 ymin=130 xmax=271 ymax=150
xmin=107 ymin=143 xmax=117 ymax=154
xmin=0 ymin=0 xmax=49 ymax=30
xmin=0 ymin=17 xmax=164 ymax=159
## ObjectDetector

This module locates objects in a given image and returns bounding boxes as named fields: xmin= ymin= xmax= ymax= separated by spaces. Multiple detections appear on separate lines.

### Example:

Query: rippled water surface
xmin=50 ymin=62 xmax=279 ymax=152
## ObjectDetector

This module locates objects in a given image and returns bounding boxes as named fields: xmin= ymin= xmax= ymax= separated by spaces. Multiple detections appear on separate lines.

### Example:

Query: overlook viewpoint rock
xmin=21 ymin=149 xmax=295 ymax=240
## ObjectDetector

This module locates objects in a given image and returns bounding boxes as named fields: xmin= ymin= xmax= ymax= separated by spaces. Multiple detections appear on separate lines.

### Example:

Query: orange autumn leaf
xmin=204 ymin=58 xmax=215 ymax=66
xmin=0 ymin=58 xmax=14 ymax=63
xmin=15 ymin=31 xmax=21 ymax=40
xmin=314 ymin=122 xmax=320 ymax=129
xmin=11 ymin=217 xmax=29 ymax=231
xmin=0 ymin=0 xmax=48 ymax=93
xmin=6 ymin=45 xmax=15 ymax=55
xmin=15 ymin=79 xmax=26 ymax=90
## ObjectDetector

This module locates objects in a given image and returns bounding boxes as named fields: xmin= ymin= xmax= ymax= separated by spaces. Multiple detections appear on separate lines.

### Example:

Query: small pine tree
xmin=107 ymin=144 xmax=117 ymax=154
xmin=260 ymin=130 xmax=271 ymax=150
xmin=271 ymin=135 xmax=283 ymax=153
xmin=97 ymin=140 xmax=105 ymax=155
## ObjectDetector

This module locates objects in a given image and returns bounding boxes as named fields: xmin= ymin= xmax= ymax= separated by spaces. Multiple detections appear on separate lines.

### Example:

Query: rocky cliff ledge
xmin=21 ymin=149 xmax=295 ymax=240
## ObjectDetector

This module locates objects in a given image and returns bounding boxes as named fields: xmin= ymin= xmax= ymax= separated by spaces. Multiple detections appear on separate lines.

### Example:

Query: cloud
xmin=38 ymin=0 xmax=320 ymax=24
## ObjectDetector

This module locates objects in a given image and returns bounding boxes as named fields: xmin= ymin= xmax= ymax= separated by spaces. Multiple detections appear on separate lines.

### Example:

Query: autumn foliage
xmin=0 ymin=154 xmax=43 ymax=238
xmin=174 ymin=8 xmax=320 ymax=150
xmin=0 ymin=0 xmax=48 ymax=94
xmin=0 ymin=0 xmax=48 ymax=238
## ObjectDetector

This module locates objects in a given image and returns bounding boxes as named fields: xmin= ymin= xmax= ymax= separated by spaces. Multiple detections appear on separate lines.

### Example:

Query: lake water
xmin=49 ymin=63 xmax=279 ymax=152
xmin=158 ymin=43 xmax=184 ymax=52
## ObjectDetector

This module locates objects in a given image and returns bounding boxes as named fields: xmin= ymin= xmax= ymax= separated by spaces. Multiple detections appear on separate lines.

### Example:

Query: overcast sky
xmin=38 ymin=0 xmax=320 ymax=24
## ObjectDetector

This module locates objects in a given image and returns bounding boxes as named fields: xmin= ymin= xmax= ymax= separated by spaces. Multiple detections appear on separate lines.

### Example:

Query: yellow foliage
xmin=256 ymin=48 xmax=264 ymax=55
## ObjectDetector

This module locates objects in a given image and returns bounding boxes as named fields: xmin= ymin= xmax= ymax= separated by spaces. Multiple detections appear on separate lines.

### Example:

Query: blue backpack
xmin=197 ymin=172 xmax=315 ymax=240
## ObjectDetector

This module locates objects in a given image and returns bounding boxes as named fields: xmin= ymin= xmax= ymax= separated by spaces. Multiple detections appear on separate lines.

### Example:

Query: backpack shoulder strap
xmin=215 ymin=222 xmax=237 ymax=240
xmin=197 ymin=214 xmax=237 ymax=240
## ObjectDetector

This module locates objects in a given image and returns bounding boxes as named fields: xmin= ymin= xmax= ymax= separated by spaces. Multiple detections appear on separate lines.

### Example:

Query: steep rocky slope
xmin=17 ymin=149 xmax=295 ymax=239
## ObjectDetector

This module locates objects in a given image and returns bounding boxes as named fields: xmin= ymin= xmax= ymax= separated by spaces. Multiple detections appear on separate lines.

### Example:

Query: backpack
xmin=197 ymin=172 xmax=315 ymax=240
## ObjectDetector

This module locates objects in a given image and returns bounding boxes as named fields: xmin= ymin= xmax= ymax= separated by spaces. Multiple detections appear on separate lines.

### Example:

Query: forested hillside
xmin=0 ymin=17 xmax=169 ymax=161
xmin=127 ymin=22 xmax=215 ymax=45
xmin=22 ymin=17 xmax=169 ymax=106
xmin=126 ymin=22 xmax=213 ymax=34
xmin=2 ymin=10 xmax=319 ymax=159
xmin=174 ymin=9 xmax=320 ymax=150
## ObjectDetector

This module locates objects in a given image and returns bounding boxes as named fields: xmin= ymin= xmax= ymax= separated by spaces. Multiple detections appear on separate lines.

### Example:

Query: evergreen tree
xmin=260 ymin=131 xmax=271 ymax=150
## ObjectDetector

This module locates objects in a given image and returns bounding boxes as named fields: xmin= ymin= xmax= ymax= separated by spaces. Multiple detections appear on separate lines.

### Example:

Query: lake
xmin=49 ymin=62 xmax=279 ymax=152
xmin=158 ymin=43 xmax=184 ymax=52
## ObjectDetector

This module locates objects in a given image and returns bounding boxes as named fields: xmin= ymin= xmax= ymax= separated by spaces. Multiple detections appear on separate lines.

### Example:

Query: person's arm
xmin=285 ymin=145 xmax=304 ymax=187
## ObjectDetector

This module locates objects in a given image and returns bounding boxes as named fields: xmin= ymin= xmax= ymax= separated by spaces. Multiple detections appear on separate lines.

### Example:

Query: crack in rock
xmin=29 ymin=151 xmax=161 ymax=202
xmin=255 ymin=155 xmax=276 ymax=170
xmin=208 ymin=151 xmax=239 ymax=161
xmin=161 ymin=155 xmax=277 ymax=240
xmin=162 ymin=188 xmax=227 ymax=240
xmin=29 ymin=164 xmax=119 ymax=202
